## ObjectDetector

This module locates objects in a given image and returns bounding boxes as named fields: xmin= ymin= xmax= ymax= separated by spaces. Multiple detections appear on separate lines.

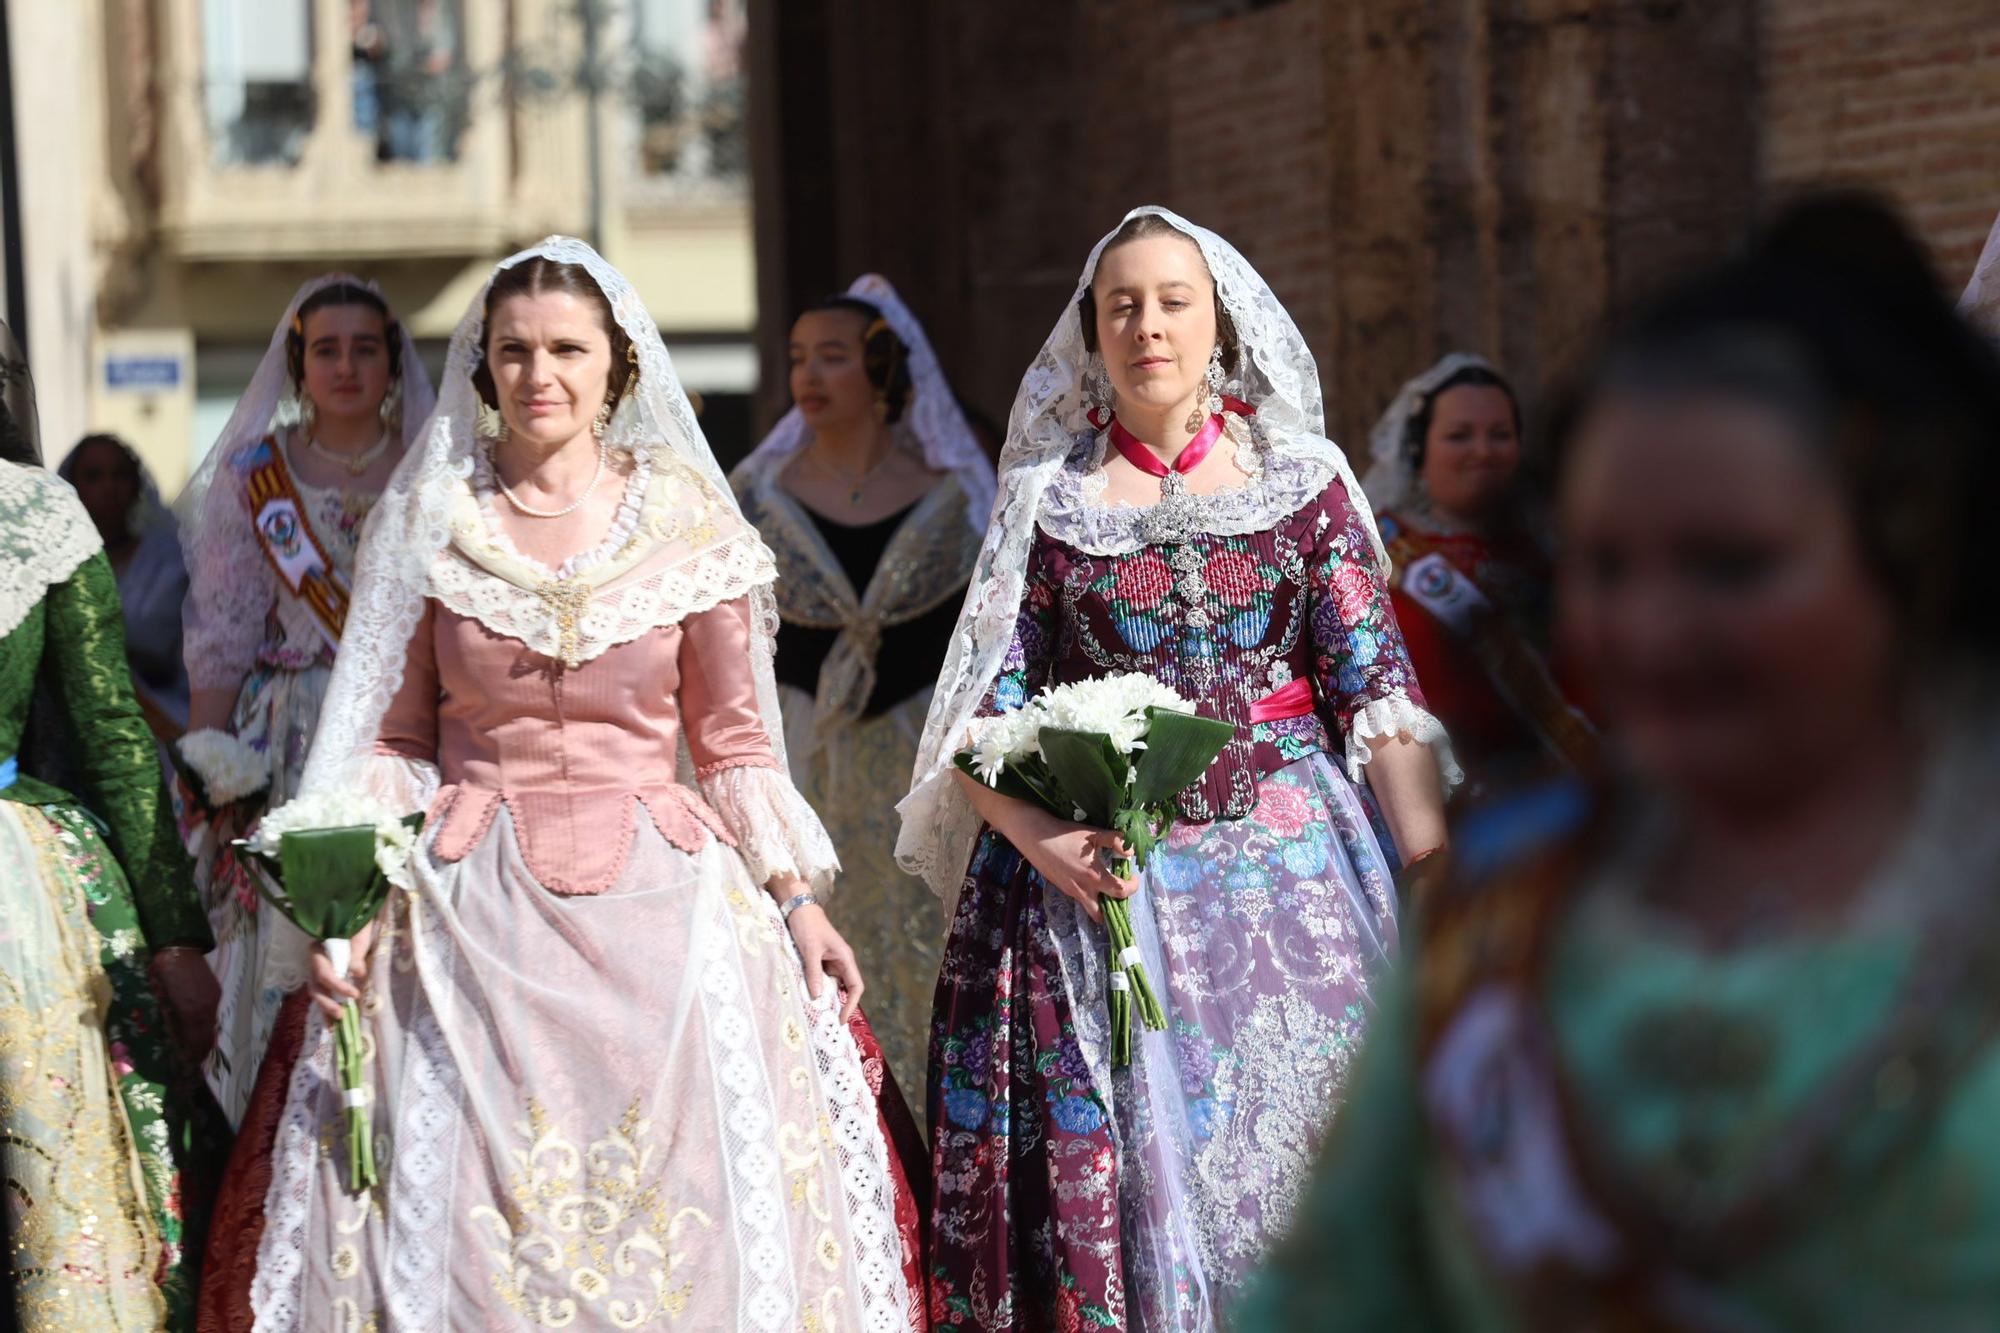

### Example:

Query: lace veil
xmin=894 ymin=205 xmax=1388 ymax=898
xmin=298 ymin=236 xmax=787 ymax=801
xmin=734 ymin=273 xmax=994 ymax=529
xmin=174 ymin=273 xmax=438 ymax=549
xmin=1360 ymin=351 xmax=1498 ymax=514
xmin=1962 ymin=210 xmax=2000 ymax=337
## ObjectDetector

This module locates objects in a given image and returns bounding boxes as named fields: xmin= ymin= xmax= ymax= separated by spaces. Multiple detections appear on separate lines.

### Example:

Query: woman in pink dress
xmin=241 ymin=238 xmax=920 ymax=1330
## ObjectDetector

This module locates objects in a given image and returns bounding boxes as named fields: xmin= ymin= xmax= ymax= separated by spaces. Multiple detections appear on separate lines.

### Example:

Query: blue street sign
xmin=104 ymin=356 xmax=183 ymax=390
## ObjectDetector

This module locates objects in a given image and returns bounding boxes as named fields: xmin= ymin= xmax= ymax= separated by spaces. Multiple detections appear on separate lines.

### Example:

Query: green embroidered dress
xmin=1239 ymin=727 xmax=2000 ymax=1333
xmin=0 ymin=461 xmax=214 ymax=1329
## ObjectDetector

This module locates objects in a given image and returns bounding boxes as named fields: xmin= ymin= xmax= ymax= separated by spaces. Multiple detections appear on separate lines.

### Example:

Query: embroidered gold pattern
xmin=471 ymin=1097 xmax=715 ymax=1327
xmin=535 ymin=579 xmax=596 ymax=669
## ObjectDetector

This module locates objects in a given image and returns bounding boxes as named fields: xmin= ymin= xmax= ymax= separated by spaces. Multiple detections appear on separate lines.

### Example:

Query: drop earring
xmin=1083 ymin=356 xmax=1114 ymax=428
xmin=1186 ymin=344 xmax=1224 ymax=433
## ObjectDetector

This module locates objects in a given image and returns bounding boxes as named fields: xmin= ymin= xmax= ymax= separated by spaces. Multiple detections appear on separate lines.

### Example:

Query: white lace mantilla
xmin=427 ymin=458 xmax=779 ymax=668
xmin=0 ymin=463 xmax=103 ymax=639
xmin=1038 ymin=415 xmax=1342 ymax=555
xmin=699 ymin=764 xmax=841 ymax=891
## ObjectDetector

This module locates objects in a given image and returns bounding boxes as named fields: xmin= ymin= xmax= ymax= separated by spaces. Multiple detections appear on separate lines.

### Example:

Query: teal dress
xmin=1240 ymin=751 xmax=2000 ymax=1333
xmin=0 ymin=462 xmax=215 ymax=1329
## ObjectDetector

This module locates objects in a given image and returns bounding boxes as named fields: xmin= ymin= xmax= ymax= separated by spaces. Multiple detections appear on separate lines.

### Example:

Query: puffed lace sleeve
xmin=679 ymin=596 xmax=840 ymax=890
xmin=182 ymin=447 xmax=278 ymax=691
xmin=1307 ymin=480 xmax=1459 ymax=786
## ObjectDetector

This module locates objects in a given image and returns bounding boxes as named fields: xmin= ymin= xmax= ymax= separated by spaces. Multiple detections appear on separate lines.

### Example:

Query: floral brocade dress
xmin=929 ymin=473 xmax=1433 ymax=1331
xmin=0 ymin=462 xmax=215 ymax=1329
xmin=184 ymin=432 xmax=382 ymax=1127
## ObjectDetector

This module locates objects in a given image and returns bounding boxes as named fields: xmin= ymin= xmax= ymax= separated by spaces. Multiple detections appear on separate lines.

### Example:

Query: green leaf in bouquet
xmin=251 ymin=812 xmax=423 ymax=942
xmin=1038 ymin=729 xmax=1124 ymax=827
xmin=1114 ymin=807 xmax=1160 ymax=871
xmin=953 ymin=752 xmax=1051 ymax=811
xmin=260 ymin=825 xmax=394 ymax=940
xmin=1130 ymin=708 xmax=1236 ymax=808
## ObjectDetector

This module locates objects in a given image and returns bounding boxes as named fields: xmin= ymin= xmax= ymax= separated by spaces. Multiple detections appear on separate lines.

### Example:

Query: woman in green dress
xmin=0 ymin=356 xmax=219 ymax=1328
xmin=1240 ymin=195 xmax=2000 ymax=1332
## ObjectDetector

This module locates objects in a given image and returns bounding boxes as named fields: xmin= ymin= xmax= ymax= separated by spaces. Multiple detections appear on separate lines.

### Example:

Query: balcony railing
xmin=159 ymin=1 xmax=581 ymax=260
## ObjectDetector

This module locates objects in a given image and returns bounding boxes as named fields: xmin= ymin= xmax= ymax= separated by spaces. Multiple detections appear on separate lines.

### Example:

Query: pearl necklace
xmin=495 ymin=441 xmax=609 ymax=519
xmin=305 ymin=430 xmax=393 ymax=476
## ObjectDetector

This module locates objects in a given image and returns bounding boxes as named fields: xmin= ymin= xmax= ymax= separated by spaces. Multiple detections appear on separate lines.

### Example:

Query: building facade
xmin=5 ymin=0 xmax=756 ymax=494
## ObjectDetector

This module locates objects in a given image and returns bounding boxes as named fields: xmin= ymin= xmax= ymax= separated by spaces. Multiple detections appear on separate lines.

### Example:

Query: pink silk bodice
xmin=376 ymin=594 xmax=782 ymax=895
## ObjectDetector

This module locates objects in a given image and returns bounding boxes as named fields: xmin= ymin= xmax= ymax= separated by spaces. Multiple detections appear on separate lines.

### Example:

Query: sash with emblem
xmin=242 ymin=438 xmax=350 ymax=650
xmin=1385 ymin=521 xmax=1597 ymax=773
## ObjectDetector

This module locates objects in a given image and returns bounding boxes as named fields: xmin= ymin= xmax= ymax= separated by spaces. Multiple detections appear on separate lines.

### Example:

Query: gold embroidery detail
xmin=471 ymin=1097 xmax=715 ymax=1327
xmin=535 ymin=578 xmax=596 ymax=669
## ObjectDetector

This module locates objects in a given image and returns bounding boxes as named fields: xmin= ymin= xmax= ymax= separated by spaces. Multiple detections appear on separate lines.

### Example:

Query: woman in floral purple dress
xmin=897 ymin=208 xmax=1454 ymax=1331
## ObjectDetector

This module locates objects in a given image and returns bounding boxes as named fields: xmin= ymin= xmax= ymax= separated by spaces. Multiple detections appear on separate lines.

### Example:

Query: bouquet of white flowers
xmin=958 ymin=674 xmax=1234 ymax=1065
xmin=172 ymin=727 xmax=270 ymax=813
xmin=239 ymin=791 xmax=423 ymax=1191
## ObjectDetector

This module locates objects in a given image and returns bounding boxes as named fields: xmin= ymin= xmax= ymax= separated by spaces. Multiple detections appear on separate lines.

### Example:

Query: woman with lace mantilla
xmin=0 ymin=366 xmax=217 ymax=1328
xmin=176 ymin=276 xmax=437 ymax=1132
xmin=733 ymin=275 xmax=993 ymax=1121
xmin=897 ymin=208 xmax=1453 ymax=1331
xmin=240 ymin=240 xmax=920 ymax=1330
xmin=1362 ymin=355 xmax=1596 ymax=792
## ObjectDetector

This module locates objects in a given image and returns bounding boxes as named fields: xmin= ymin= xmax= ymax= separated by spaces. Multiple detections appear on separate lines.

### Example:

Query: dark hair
xmin=1554 ymin=190 xmax=2000 ymax=662
xmin=57 ymin=433 xmax=143 ymax=485
xmin=286 ymin=281 xmax=403 ymax=386
xmin=800 ymin=296 xmax=914 ymax=424
xmin=1076 ymin=213 xmax=1241 ymax=374
xmin=472 ymin=257 xmax=635 ymax=410
xmin=0 ymin=400 xmax=35 ymax=465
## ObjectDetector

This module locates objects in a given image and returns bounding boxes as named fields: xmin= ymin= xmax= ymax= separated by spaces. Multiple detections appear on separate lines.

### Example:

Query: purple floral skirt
xmin=927 ymin=750 xmax=1399 ymax=1332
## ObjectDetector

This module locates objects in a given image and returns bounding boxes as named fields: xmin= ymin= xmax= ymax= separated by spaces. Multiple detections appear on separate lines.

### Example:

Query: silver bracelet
xmin=779 ymin=892 xmax=819 ymax=922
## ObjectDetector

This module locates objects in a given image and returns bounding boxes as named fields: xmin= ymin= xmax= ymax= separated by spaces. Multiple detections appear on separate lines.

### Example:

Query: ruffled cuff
xmin=1344 ymin=691 xmax=1464 ymax=791
xmin=698 ymin=762 xmax=841 ymax=891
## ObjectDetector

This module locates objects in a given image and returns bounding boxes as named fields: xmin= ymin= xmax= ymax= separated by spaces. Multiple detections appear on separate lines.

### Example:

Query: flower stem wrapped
xmin=238 ymin=792 xmax=423 ymax=1192
xmin=957 ymin=675 xmax=1233 ymax=1066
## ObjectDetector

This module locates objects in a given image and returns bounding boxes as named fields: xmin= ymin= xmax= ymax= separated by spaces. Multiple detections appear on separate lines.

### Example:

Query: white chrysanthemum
xmin=176 ymin=728 xmax=271 ymax=804
xmin=963 ymin=706 xmax=1045 ymax=785
xmin=1033 ymin=675 xmax=1194 ymax=748
xmin=246 ymin=791 xmax=419 ymax=887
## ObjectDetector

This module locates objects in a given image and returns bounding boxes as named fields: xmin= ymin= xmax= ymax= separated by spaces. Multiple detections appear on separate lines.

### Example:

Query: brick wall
xmin=752 ymin=0 xmax=1998 ymax=446
xmin=1762 ymin=0 xmax=2000 ymax=289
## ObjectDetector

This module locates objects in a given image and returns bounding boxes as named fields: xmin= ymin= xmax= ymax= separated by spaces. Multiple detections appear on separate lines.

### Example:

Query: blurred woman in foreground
xmin=1241 ymin=194 xmax=2000 ymax=1331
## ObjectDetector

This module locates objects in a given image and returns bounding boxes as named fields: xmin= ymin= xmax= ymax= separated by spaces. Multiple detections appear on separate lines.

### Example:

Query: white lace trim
xmin=803 ymin=989 xmax=917 ymax=1333
xmin=249 ymin=1007 xmax=330 ymax=1329
xmin=1344 ymin=690 xmax=1464 ymax=790
xmin=383 ymin=904 xmax=463 ymax=1331
xmin=426 ymin=530 xmax=777 ymax=667
xmin=699 ymin=764 xmax=841 ymax=891
xmin=0 ymin=463 xmax=103 ymax=638
xmin=1039 ymin=416 xmax=1341 ymax=556
xmin=698 ymin=892 xmax=800 ymax=1330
